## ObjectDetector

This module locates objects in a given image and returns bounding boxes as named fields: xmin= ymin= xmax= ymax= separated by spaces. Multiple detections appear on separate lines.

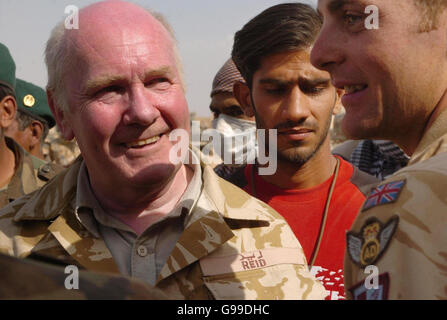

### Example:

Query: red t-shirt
xmin=243 ymin=157 xmax=367 ymax=300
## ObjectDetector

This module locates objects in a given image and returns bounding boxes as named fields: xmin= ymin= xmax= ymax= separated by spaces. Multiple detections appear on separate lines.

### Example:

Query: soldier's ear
xmin=233 ymin=81 xmax=255 ymax=117
xmin=47 ymin=90 xmax=74 ymax=141
xmin=29 ymin=120 xmax=43 ymax=147
xmin=0 ymin=95 xmax=17 ymax=129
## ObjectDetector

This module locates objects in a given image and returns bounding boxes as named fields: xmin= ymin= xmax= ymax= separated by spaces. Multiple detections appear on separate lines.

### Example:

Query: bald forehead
xmin=80 ymin=0 xmax=162 ymax=29
xmin=69 ymin=1 xmax=173 ymax=50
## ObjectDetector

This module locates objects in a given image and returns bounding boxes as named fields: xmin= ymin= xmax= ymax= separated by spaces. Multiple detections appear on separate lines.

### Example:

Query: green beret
xmin=15 ymin=79 xmax=55 ymax=128
xmin=0 ymin=43 xmax=16 ymax=91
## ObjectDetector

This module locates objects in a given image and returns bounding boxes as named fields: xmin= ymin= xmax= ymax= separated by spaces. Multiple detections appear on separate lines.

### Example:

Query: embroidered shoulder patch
xmin=349 ymin=273 xmax=390 ymax=300
xmin=347 ymin=216 xmax=399 ymax=268
xmin=362 ymin=180 xmax=406 ymax=212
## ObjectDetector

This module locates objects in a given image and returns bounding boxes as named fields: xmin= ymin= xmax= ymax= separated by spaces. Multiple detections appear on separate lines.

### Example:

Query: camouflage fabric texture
xmin=344 ymin=109 xmax=447 ymax=300
xmin=0 ymin=137 xmax=63 ymax=208
xmin=43 ymin=127 xmax=81 ymax=167
xmin=0 ymin=253 xmax=167 ymax=299
xmin=0 ymin=157 xmax=327 ymax=300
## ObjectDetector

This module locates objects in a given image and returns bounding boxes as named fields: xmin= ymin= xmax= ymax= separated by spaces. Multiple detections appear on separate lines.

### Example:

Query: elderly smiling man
xmin=0 ymin=1 xmax=325 ymax=300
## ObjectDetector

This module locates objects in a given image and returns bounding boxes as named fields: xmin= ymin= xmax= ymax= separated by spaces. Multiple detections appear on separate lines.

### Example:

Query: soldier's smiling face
xmin=58 ymin=3 xmax=190 ymax=191
xmin=311 ymin=0 xmax=447 ymax=153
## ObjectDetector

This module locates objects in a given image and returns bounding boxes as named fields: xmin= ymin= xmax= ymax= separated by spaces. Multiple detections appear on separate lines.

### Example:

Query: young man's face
xmin=311 ymin=0 xmax=447 ymax=149
xmin=249 ymin=49 xmax=339 ymax=165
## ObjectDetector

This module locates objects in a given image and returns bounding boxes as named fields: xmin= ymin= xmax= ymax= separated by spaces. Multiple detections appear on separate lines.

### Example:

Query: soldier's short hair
xmin=16 ymin=109 xmax=50 ymax=143
xmin=232 ymin=3 xmax=322 ymax=88
xmin=414 ymin=0 xmax=447 ymax=32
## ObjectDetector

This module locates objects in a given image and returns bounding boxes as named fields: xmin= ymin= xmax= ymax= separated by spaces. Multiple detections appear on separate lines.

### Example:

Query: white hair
xmin=45 ymin=8 xmax=185 ymax=114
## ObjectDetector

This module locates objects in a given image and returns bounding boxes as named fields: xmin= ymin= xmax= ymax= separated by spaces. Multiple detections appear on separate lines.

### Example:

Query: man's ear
xmin=233 ymin=81 xmax=255 ymax=117
xmin=0 ymin=95 xmax=17 ymax=129
xmin=29 ymin=120 xmax=43 ymax=148
xmin=47 ymin=90 xmax=74 ymax=140
xmin=333 ymin=88 xmax=344 ymax=115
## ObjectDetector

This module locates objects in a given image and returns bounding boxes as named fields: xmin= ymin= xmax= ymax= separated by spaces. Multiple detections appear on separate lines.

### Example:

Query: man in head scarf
xmin=209 ymin=58 xmax=258 ymax=171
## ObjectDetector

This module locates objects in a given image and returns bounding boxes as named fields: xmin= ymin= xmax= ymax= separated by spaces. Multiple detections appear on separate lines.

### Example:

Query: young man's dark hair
xmin=232 ymin=3 xmax=322 ymax=88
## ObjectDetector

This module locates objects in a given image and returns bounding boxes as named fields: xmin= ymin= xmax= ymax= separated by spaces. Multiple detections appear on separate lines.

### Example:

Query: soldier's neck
xmin=0 ymin=137 xmax=16 ymax=189
xmin=400 ymin=88 xmax=447 ymax=156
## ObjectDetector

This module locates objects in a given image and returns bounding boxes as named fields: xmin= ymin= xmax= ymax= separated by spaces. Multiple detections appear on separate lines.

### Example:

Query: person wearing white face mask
xmin=211 ymin=113 xmax=257 ymax=166
xmin=203 ymin=58 xmax=258 ymax=171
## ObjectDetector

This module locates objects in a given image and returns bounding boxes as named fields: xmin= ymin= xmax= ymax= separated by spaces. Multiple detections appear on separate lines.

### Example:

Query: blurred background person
xmin=0 ymin=43 xmax=61 ymax=208
xmin=5 ymin=78 xmax=55 ymax=161
xmin=333 ymin=139 xmax=409 ymax=180
xmin=206 ymin=58 xmax=258 ymax=172
xmin=5 ymin=78 xmax=80 ymax=168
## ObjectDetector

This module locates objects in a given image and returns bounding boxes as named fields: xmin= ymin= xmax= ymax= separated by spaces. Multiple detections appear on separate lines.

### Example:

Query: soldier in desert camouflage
xmin=312 ymin=0 xmax=447 ymax=299
xmin=0 ymin=1 xmax=325 ymax=299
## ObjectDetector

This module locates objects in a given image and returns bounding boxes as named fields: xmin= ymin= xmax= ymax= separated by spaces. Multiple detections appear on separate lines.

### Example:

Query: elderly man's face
xmin=311 ymin=0 xmax=447 ymax=150
xmin=61 ymin=16 xmax=190 ymax=189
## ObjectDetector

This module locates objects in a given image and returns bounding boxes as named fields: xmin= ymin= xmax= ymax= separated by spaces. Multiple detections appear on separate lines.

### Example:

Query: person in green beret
xmin=0 ymin=43 xmax=62 ymax=208
xmin=5 ymin=78 xmax=55 ymax=160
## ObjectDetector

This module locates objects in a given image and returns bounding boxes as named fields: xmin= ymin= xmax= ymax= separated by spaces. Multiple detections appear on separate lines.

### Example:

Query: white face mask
xmin=211 ymin=114 xmax=258 ymax=166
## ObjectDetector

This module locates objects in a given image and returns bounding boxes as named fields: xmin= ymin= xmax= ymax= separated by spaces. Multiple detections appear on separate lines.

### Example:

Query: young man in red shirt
xmin=219 ymin=3 xmax=377 ymax=300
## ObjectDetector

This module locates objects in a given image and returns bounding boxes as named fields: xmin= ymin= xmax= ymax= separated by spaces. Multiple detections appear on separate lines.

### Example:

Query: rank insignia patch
xmin=347 ymin=216 xmax=399 ymax=268
xmin=349 ymin=273 xmax=390 ymax=300
xmin=362 ymin=180 xmax=405 ymax=212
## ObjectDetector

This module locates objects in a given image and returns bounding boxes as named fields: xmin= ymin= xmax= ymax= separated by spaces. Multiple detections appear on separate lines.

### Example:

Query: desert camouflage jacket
xmin=0 ymin=137 xmax=62 ymax=208
xmin=0 ymin=157 xmax=326 ymax=300
xmin=344 ymin=109 xmax=447 ymax=300
xmin=0 ymin=253 xmax=167 ymax=299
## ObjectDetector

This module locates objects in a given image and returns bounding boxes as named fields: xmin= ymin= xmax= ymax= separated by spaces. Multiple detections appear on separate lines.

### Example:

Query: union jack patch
xmin=362 ymin=180 xmax=406 ymax=212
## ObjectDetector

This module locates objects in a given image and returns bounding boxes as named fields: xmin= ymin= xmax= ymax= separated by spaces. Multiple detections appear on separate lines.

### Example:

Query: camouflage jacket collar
xmin=156 ymin=165 xmax=272 ymax=283
xmin=410 ymin=108 xmax=447 ymax=165
xmin=13 ymin=157 xmax=80 ymax=223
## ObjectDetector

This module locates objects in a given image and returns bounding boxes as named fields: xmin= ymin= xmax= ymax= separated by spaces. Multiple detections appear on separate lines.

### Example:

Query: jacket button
xmin=137 ymin=245 xmax=148 ymax=257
